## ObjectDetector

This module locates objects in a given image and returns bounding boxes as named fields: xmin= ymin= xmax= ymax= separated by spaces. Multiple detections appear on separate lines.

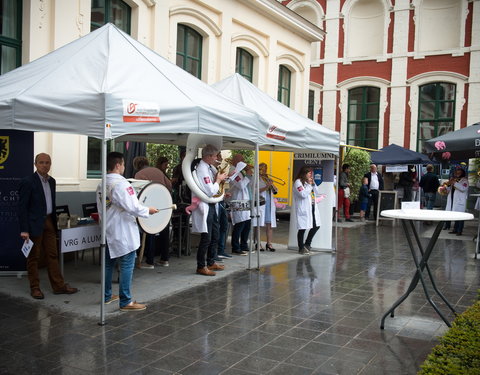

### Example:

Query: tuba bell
xmin=182 ymin=134 xmax=225 ymax=204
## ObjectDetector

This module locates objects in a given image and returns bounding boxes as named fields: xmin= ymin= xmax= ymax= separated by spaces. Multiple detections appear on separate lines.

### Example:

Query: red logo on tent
xmin=204 ymin=176 xmax=211 ymax=184
xmin=127 ymin=103 xmax=137 ymax=114
xmin=127 ymin=186 xmax=135 ymax=195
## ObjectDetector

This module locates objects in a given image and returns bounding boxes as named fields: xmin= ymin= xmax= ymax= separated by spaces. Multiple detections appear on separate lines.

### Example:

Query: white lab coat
xmin=252 ymin=178 xmax=277 ymax=227
xmin=446 ymin=177 xmax=469 ymax=212
xmin=96 ymin=173 xmax=149 ymax=259
xmin=293 ymin=178 xmax=321 ymax=230
xmin=191 ymin=160 xmax=220 ymax=233
xmin=475 ymin=180 xmax=480 ymax=210
xmin=228 ymin=170 xmax=251 ymax=225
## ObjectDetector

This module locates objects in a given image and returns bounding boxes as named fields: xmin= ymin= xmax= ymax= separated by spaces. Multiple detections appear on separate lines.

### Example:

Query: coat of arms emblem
xmin=0 ymin=136 xmax=9 ymax=169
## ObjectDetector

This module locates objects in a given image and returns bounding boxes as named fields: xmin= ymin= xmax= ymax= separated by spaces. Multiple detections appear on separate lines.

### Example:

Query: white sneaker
xmin=156 ymin=261 xmax=169 ymax=267
xmin=140 ymin=263 xmax=154 ymax=269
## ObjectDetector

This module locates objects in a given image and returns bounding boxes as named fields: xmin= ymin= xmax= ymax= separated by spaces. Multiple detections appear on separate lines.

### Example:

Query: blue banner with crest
xmin=0 ymin=130 xmax=33 ymax=273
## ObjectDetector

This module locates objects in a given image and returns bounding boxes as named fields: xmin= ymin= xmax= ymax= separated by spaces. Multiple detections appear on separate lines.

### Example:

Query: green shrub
xmin=343 ymin=148 xmax=371 ymax=201
xmin=419 ymin=301 xmax=480 ymax=374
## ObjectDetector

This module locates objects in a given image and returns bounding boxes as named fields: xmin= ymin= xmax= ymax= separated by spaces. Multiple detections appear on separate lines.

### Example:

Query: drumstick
xmin=154 ymin=204 xmax=177 ymax=212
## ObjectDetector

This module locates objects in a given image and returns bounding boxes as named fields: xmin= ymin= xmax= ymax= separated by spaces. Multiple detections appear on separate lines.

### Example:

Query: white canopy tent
xmin=0 ymin=24 xmax=269 ymax=324
xmin=212 ymin=73 xmax=339 ymax=154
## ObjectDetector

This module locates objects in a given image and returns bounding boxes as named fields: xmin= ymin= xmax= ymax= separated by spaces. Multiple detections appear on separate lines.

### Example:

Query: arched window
xmin=236 ymin=48 xmax=253 ymax=82
xmin=347 ymin=86 xmax=380 ymax=148
xmin=90 ymin=0 xmax=131 ymax=33
xmin=417 ymin=82 xmax=456 ymax=152
xmin=88 ymin=0 xmax=131 ymax=178
xmin=176 ymin=24 xmax=202 ymax=79
xmin=0 ymin=0 xmax=22 ymax=74
xmin=278 ymin=65 xmax=291 ymax=107
xmin=345 ymin=0 xmax=385 ymax=58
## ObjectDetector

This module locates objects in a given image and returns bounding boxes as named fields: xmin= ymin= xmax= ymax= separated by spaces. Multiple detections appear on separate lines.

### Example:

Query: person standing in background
xmin=18 ymin=153 xmax=79 ymax=300
xmin=229 ymin=154 xmax=253 ymax=256
xmin=364 ymin=164 xmax=384 ymax=221
xmin=444 ymin=167 xmax=468 ymax=236
xmin=338 ymin=163 xmax=353 ymax=222
xmin=419 ymin=164 xmax=439 ymax=210
xmin=358 ymin=177 xmax=370 ymax=222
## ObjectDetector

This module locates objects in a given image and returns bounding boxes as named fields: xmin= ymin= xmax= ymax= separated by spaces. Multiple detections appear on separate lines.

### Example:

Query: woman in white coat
xmin=253 ymin=163 xmax=277 ymax=251
xmin=444 ymin=168 xmax=469 ymax=235
xmin=293 ymin=166 xmax=321 ymax=254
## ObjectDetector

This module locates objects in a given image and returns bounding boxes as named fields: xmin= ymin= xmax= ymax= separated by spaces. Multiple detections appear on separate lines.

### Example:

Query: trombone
xmin=264 ymin=174 xmax=286 ymax=186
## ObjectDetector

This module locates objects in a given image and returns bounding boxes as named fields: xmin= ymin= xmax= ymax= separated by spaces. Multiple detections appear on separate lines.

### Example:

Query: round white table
xmin=379 ymin=209 xmax=474 ymax=329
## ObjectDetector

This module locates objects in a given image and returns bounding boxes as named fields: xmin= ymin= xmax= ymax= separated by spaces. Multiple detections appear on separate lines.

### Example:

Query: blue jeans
xmin=105 ymin=246 xmax=136 ymax=308
xmin=217 ymin=203 xmax=228 ymax=255
xmin=232 ymin=219 xmax=251 ymax=252
xmin=424 ymin=192 xmax=436 ymax=210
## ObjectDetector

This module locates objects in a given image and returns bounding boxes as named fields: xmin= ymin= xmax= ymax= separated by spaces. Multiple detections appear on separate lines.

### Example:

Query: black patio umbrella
xmin=424 ymin=122 xmax=480 ymax=161
xmin=371 ymin=144 xmax=435 ymax=165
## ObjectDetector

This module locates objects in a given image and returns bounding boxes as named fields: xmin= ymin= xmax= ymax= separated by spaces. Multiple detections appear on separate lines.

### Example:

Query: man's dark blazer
xmin=364 ymin=172 xmax=384 ymax=191
xmin=18 ymin=173 xmax=57 ymax=237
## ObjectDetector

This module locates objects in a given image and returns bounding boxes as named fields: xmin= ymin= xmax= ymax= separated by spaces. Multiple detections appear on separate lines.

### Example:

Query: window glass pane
xmin=308 ymin=90 xmax=314 ymax=120
xmin=365 ymin=122 xmax=378 ymax=139
xmin=366 ymin=104 xmax=379 ymax=119
xmin=0 ymin=0 xmax=19 ymax=39
xmin=438 ymin=101 xmax=454 ymax=118
xmin=419 ymin=101 xmax=435 ymax=120
xmin=87 ymin=138 xmax=102 ymax=172
xmin=439 ymin=82 xmax=455 ymax=101
xmin=365 ymin=138 xmax=377 ymax=150
xmin=111 ymin=0 xmax=129 ymax=32
xmin=176 ymin=54 xmax=184 ymax=68
xmin=1 ymin=44 xmax=16 ymax=74
xmin=186 ymin=31 xmax=200 ymax=58
xmin=348 ymin=104 xmax=362 ymax=121
xmin=365 ymin=87 xmax=380 ymax=103
xmin=91 ymin=0 xmax=105 ymax=27
xmin=186 ymin=59 xmax=199 ymax=77
xmin=420 ymin=84 xmax=436 ymax=101
xmin=349 ymin=88 xmax=363 ymax=103
xmin=419 ymin=121 xmax=434 ymax=141
xmin=177 ymin=26 xmax=184 ymax=51
xmin=437 ymin=121 xmax=453 ymax=136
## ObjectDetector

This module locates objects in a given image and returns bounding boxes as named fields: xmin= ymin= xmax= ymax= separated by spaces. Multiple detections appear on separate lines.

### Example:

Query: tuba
xmin=182 ymin=134 xmax=225 ymax=204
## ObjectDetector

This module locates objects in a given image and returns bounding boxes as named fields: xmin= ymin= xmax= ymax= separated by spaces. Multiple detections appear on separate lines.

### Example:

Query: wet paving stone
xmin=0 ymin=222 xmax=479 ymax=374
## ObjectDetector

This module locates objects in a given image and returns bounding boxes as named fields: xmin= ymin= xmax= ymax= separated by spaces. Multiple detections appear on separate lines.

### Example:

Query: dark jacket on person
xmin=398 ymin=171 xmax=414 ymax=188
xmin=364 ymin=172 xmax=384 ymax=191
xmin=419 ymin=172 xmax=440 ymax=193
xmin=359 ymin=184 xmax=370 ymax=203
xmin=18 ymin=173 xmax=57 ymax=237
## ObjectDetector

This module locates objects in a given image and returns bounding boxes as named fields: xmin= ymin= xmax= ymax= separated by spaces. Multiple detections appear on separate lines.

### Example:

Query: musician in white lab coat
xmin=444 ymin=167 xmax=469 ymax=235
xmin=293 ymin=166 xmax=322 ymax=254
xmin=253 ymin=162 xmax=277 ymax=252
xmin=228 ymin=154 xmax=253 ymax=255
xmin=191 ymin=144 xmax=228 ymax=276
xmin=96 ymin=152 xmax=158 ymax=311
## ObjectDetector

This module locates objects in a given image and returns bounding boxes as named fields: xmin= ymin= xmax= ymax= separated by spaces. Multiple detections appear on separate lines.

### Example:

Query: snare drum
xmin=128 ymin=179 xmax=173 ymax=234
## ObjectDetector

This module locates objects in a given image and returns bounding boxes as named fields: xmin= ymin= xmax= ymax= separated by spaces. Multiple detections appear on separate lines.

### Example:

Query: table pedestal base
xmin=380 ymin=220 xmax=457 ymax=329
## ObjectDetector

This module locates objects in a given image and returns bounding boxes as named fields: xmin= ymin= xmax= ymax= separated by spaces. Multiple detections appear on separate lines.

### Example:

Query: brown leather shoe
xmin=31 ymin=288 xmax=44 ymax=300
xmin=53 ymin=284 xmax=78 ymax=295
xmin=196 ymin=267 xmax=216 ymax=276
xmin=207 ymin=263 xmax=225 ymax=271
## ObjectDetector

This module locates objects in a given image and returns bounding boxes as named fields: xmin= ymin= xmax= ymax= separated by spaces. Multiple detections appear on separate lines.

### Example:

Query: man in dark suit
xmin=19 ymin=153 xmax=78 ymax=299
xmin=364 ymin=163 xmax=384 ymax=220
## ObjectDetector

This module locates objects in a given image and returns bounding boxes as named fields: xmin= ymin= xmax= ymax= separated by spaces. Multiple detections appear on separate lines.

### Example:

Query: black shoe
xmin=266 ymin=243 xmax=276 ymax=252
xmin=456 ymin=232 xmax=462 ymax=236
xmin=346 ymin=218 xmax=354 ymax=222
xmin=449 ymin=231 xmax=457 ymax=234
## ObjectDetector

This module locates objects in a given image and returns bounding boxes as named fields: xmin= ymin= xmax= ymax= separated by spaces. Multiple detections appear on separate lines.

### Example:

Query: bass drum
xmin=129 ymin=180 xmax=173 ymax=234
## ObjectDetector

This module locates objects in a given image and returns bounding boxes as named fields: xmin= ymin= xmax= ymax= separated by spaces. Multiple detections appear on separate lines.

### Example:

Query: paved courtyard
xmin=0 ymin=217 xmax=479 ymax=374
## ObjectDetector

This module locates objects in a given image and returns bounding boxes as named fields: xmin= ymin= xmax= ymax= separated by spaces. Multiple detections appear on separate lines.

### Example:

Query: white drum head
xmin=136 ymin=182 xmax=173 ymax=234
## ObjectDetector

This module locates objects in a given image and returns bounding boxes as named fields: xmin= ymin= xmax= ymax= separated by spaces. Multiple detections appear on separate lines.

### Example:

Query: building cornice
xmin=238 ymin=0 xmax=325 ymax=42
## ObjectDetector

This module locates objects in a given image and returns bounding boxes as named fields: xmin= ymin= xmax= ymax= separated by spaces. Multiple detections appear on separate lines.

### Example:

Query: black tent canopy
xmin=371 ymin=144 xmax=435 ymax=165
xmin=424 ymin=122 xmax=480 ymax=160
